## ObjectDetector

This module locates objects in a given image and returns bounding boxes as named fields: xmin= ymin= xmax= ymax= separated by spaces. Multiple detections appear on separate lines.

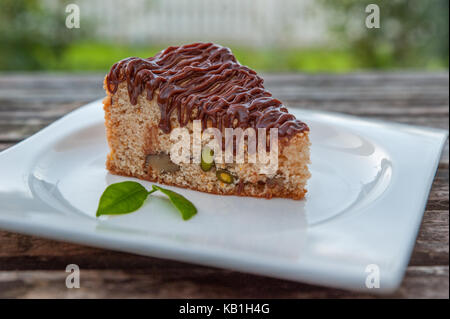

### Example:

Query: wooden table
xmin=0 ymin=73 xmax=448 ymax=298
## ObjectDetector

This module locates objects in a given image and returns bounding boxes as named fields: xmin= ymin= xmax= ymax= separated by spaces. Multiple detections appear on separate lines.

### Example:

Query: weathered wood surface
xmin=0 ymin=72 xmax=448 ymax=298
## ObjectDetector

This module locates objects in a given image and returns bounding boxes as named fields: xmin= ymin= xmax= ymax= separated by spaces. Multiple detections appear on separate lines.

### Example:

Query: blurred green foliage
xmin=0 ymin=0 xmax=448 ymax=72
xmin=0 ymin=0 xmax=85 ymax=70
xmin=44 ymin=42 xmax=359 ymax=72
xmin=322 ymin=0 xmax=449 ymax=69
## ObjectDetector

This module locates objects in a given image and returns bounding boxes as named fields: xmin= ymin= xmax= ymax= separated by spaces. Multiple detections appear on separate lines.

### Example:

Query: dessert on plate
xmin=103 ymin=43 xmax=310 ymax=199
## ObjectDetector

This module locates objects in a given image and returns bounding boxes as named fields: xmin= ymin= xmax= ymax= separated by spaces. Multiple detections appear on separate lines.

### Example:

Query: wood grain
xmin=0 ymin=72 xmax=448 ymax=298
xmin=0 ymin=266 xmax=447 ymax=299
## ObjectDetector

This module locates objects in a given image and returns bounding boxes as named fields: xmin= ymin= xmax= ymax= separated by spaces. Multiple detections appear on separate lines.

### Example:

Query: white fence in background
xmin=50 ymin=0 xmax=330 ymax=47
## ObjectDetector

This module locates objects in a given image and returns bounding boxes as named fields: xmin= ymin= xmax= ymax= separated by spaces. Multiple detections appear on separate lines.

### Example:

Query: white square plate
xmin=0 ymin=99 xmax=447 ymax=293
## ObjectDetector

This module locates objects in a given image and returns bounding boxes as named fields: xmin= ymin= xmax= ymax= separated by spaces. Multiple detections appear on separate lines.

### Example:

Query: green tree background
xmin=0 ymin=0 xmax=448 ymax=72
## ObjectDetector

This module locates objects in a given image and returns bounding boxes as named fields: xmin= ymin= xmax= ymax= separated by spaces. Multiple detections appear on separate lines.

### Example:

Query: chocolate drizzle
xmin=106 ymin=43 xmax=308 ymax=138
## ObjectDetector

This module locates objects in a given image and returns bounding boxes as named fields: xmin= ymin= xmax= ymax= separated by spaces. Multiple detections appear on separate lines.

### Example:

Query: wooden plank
xmin=0 ymin=72 xmax=447 ymax=93
xmin=0 ymin=266 xmax=447 ymax=298
xmin=0 ymin=143 xmax=12 ymax=152
xmin=0 ymin=85 xmax=446 ymax=103
xmin=262 ymin=72 xmax=450 ymax=82
xmin=410 ymin=210 xmax=449 ymax=266
xmin=2 ymin=82 xmax=447 ymax=95
xmin=0 ymin=74 xmax=104 ymax=90
xmin=2 ymin=102 xmax=449 ymax=116
xmin=0 ymin=123 xmax=49 ymax=141
xmin=1 ymin=72 xmax=445 ymax=89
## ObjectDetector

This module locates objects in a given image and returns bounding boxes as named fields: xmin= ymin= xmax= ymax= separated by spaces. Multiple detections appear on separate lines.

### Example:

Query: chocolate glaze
xmin=106 ymin=43 xmax=308 ymax=138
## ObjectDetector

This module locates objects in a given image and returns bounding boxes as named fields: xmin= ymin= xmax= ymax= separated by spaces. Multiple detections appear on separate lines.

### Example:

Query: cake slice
xmin=103 ymin=43 xmax=310 ymax=199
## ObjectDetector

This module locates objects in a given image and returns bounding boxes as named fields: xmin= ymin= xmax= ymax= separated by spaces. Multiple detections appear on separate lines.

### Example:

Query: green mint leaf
xmin=152 ymin=185 xmax=197 ymax=220
xmin=96 ymin=181 xmax=150 ymax=217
